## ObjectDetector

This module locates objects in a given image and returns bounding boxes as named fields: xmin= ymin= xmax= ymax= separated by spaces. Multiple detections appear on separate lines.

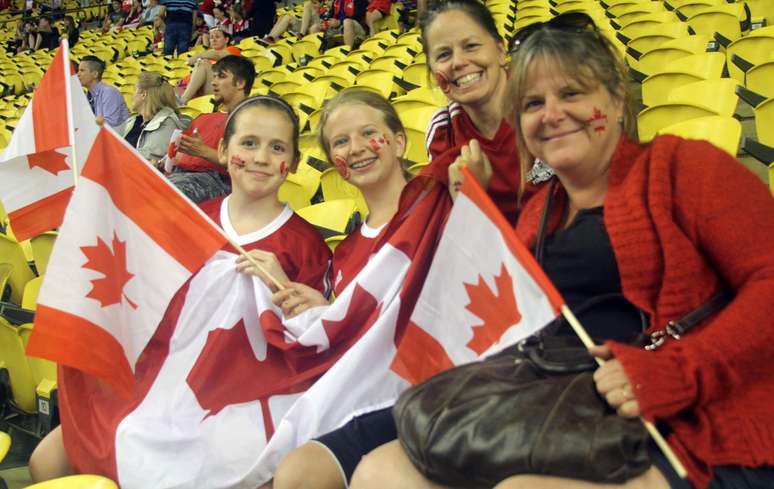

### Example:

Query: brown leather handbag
xmin=392 ymin=335 xmax=651 ymax=487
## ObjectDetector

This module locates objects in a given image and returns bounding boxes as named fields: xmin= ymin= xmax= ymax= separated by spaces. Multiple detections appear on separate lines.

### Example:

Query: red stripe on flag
xmin=81 ymin=129 xmax=227 ymax=273
xmin=460 ymin=167 xmax=565 ymax=313
xmin=26 ymin=305 xmax=135 ymax=398
xmin=32 ymin=45 xmax=70 ymax=152
xmin=390 ymin=321 xmax=455 ymax=385
xmin=7 ymin=187 xmax=73 ymax=241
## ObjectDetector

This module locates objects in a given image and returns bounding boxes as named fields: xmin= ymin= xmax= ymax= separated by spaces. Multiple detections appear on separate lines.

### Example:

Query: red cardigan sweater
xmin=516 ymin=135 xmax=774 ymax=488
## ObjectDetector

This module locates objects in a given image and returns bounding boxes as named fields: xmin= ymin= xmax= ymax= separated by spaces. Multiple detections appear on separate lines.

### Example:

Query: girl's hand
xmin=447 ymin=139 xmax=493 ymax=200
xmin=590 ymin=345 xmax=641 ymax=418
xmin=272 ymin=282 xmax=329 ymax=318
xmin=235 ymin=249 xmax=290 ymax=292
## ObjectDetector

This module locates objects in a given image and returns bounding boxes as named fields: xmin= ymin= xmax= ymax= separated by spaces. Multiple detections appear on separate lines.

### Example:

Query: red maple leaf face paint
xmin=279 ymin=161 xmax=287 ymax=174
xmin=434 ymin=71 xmax=451 ymax=94
xmin=230 ymin=155 xmax=246 ymax=168
xmin=586 ymin=107 xmax=608 ymax=134
xmin=368 ymin=134 xmax=390 ymax=153
xmin=333 ymin=155 xmax=350 ymax=180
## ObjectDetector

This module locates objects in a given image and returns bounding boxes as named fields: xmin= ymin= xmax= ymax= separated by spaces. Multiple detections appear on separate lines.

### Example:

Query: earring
xmin=617 ymin=116 xmax=624 ymax=125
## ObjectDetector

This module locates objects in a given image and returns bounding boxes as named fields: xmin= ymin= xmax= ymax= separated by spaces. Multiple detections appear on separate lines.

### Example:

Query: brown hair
xmin=223 ymin=94 xmax=301 ymax=170
xmin=509 ymin=25 xmax=636 ymax=169
xmin=317 ymin=88 xmax=406 ymax=162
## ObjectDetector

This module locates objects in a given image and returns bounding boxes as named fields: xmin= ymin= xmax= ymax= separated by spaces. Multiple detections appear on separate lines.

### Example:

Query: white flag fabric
xmin=27 ymin=126 xmax=229 ymax=396
xmin=0 ymin=40 xmax=99 ymax=241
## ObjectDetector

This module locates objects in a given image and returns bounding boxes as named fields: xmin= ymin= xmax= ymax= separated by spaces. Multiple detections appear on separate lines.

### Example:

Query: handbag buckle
xmin=644 ymin=321 xmax=684 ymax=351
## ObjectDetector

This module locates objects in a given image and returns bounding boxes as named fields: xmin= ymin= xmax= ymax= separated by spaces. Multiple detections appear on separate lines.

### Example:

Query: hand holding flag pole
xmin=560 ymin=307 xmax=688 ymax=479
xmin=457 ymin=166 xmax=689 ymax=479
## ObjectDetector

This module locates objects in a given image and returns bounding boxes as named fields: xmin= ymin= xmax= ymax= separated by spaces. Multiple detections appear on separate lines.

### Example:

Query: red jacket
xmin=516 ymin=135 xmax=774 ymax=488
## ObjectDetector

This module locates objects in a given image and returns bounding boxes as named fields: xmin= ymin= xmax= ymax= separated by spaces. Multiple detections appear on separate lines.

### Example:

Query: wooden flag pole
xmin=62 ymin=39 xmax=80 ymax=187
xmin=227 ymin=238 xmax=287 ymax=292
xmin=560 ymin=305 xmax=689 ymax=479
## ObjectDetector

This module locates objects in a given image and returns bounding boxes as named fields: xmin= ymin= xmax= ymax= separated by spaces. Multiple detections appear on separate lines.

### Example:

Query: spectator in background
xmin=199 ymin=0 xmax=214 ymax=16
xmin=60 ymin=16 xmax=80 ymax=46
xmin=229 ymin=5 xmax=249 ymax=36
xmin=118 ymin=72 xmax=187 ymax=162
xmin=102 ymin=0 xmax=127 ymax=32
xmin=242 ymin=0 xmax=276 ymax=39
xmin=265 ymin=0 xmax=326 ymax=42
xmin=169 ymin=55 xmax=255 ymax=202
xmin=77 ymin=55 xmax=130 ymax=127
xmin=139 ymin=0 xmax=162 ymax=24
xmin=191 ymin=11 xmax=209 ymax=46
xmin=321 ymin=0 xmax=368 ymax=48
xmin=124 ymin=0 xmax=143 ymax=25
xmin=152 ymin=15 xmax=165 ymax=47
xmin=34 ymin=16 xmax=59 ymax=50
xmin=161 ymin=0 xmax=197 ymax=55
xmin=179 ymin=26 xmax=240 ymax=103
xmin=211 ymin=5 xmax=231 ymax=34
xmin=365 ymin=0 xmax=391 ymax=37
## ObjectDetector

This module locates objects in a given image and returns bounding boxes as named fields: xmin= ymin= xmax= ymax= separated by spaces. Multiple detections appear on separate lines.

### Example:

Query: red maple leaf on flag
xmin=81 ymin=232 xmax=137 ymax=309
xmin=28 ymin=149 xmax=69 ymax=175
xmin=464 ymin=263 xmax=521 ymax=355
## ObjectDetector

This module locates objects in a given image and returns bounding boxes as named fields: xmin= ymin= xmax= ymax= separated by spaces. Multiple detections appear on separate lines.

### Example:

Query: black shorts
xmin=313 ymin=407 xmax=397 ymax=484
xmin=649 ymin=441 xmax=774 ymax=489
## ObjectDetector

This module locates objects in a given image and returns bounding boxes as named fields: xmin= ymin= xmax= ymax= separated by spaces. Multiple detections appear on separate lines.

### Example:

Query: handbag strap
xmin=644 ymin=290 xmax=733 ymax=350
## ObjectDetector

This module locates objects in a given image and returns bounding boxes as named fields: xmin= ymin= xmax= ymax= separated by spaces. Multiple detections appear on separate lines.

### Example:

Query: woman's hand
xmin=590 ymin=345 xmax=641 ymax=418
xmin=447 ymin=139 xmax=493 ymax=200
xmin=272 ymin=282 xmax=329 ymax=318
xmin=235 ymin=249 xmax=290 ymax=292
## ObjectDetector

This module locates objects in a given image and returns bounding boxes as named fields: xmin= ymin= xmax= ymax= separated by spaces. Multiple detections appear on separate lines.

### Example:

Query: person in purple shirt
xmin=77 ymin=55 xmax=130 ymax=127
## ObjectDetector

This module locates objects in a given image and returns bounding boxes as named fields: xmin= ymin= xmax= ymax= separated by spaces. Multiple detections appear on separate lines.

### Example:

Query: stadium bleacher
xmin=0 ymin=0 xmax=773 ymax=485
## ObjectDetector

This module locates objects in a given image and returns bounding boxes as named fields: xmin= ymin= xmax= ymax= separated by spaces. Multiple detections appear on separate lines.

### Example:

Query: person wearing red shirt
xmin=349 ymin=12 xmax=774 ymax=489
xmin=420 ymin=0 xmax=547 ymax=225
xmin=170 ymin=55 xmax=254 ymax=203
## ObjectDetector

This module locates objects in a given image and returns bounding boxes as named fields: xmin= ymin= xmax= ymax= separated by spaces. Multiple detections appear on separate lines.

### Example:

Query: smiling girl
xmin=266 ymin=88 xmax=416 ymax=489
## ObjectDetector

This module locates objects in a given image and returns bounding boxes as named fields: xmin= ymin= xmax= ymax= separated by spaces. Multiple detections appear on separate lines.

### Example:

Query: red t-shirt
xmin=177 ymin=111 xmax=228 ymax=174
xmin=422 ymin=102 xmax=528 ymax=225
xmin=330 ymin=221 xmax=385 ymax=297
xmin=200 ymin=196 xmax=332 ymax=295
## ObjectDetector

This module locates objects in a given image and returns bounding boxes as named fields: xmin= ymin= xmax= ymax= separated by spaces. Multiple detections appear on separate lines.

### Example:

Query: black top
xmin=538 ymin=207 xmax=645 ymax=343
xmin=39 ymin=28 xmax=60 ymax=50
xmin=124 ymin=116 xmax=145 ymax=149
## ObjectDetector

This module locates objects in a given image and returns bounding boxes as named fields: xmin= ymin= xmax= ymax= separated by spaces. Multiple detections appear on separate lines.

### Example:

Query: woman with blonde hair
xmin=118 ymin=72 xmax=186 ymax=162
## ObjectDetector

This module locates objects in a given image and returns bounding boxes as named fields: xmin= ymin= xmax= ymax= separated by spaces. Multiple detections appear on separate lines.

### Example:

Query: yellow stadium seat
xmin=368 ymin=57 xmax=405 ymax=76
xmin=319 ymin=168 xmax=369 ymax=217
xmin=22 ymin=276 xmax=43 ymax=310
xmin=0 ymin=316 xmax=36 ymax=412
xmin=634 ymin=43 xmax=719 ymax=78
xmin=26 ymin=474 xmax=119 ymax=488
xmin=745 ymin=59 xmax=774 ymax=99
xmin=637 ymin=103 xmax=717 ymax=142
xmin=685 ymin=3 xmax=749 ymax=44
xmin=752 ymin=97 xmax=774 ymax=147
xmin=0 ymin=233 xmax=36 ymax=305
xmin=397 ymin=105 xmax=441 ymax=133
xmin=0 ymin=263 xmax=12 ymax=300
xmin=324 ymin=235 xmax=347 ymax=252
xmin=30 ymin=231 xmax=57 ymax=276
xmin=185 ymin=95 xmax=214 ymax=114
xmin=746 ymin=0 xmax=774 ymax=26
xmin=667 ymin=78 xmax=740 ymax=117
xmin=656 ymin=115 xmax=741 ymax=156
xmin=277 ymin=167 xmax=321 ymax=211
xmin=296 ymin=199 xmax=361 ymax=238
xmin=0 ymin=431 xmax=10 ymax=462
xmin=354 ymin=69 xmax=401 ymax=99
xmin=403 ymin=127 xmax=429 ymax=164
xmin=726 ymin=31 xmax=774 ymax=84
xmin=674 ymin=0 xmax=723 ymax=19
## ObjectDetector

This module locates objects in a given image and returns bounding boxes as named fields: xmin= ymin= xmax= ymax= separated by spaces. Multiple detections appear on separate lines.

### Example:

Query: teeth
xmin=350 ymin=158 xmax=376 ymax=169
xmin=455 ymin=73 xmax=481 ymax=87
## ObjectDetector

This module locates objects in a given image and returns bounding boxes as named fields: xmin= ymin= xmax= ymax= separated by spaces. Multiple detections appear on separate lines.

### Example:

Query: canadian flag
xmin=0 ymin=40 xmax=100 ymax=241
xmin=49 ymin=177 xmax=451 ymax=488
xmin=392 ymin=168 xmax=565 ymax=384
xmin=26 ymin=126 xmax=229 ymax=398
